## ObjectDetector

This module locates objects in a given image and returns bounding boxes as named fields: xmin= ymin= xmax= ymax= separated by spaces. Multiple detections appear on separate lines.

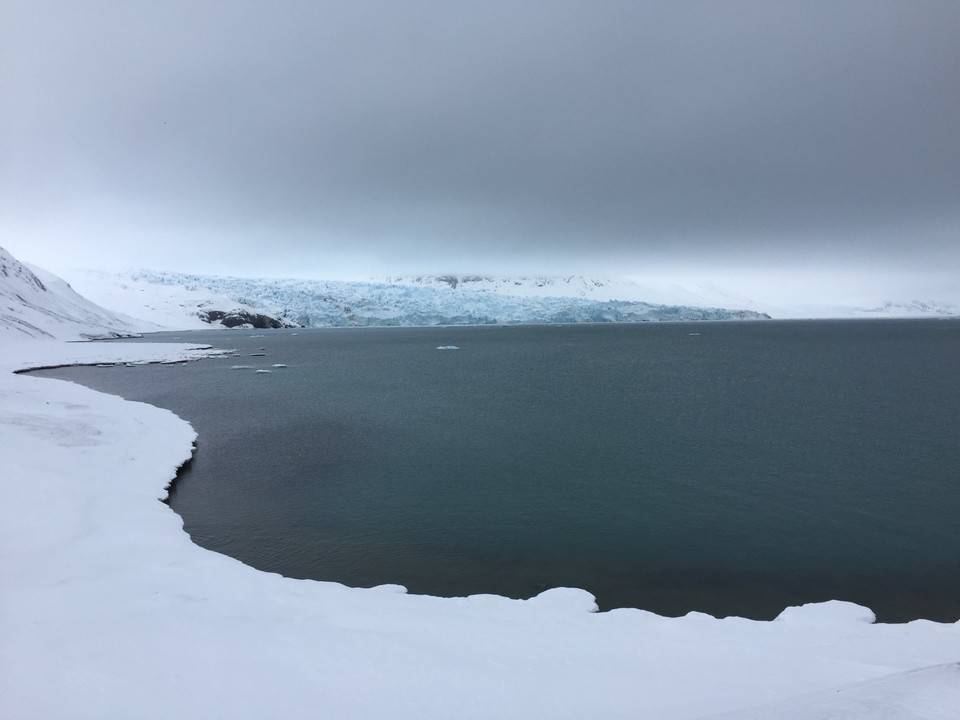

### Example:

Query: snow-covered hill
xmin=0 ymin=247 xmax=149 ymax=340
xmin=65 ymin=268 xmax=771 ymax=328
xmin=382 ymin=274 xmax=771 ymax=310
xmin=799 ymin=299 xmax=960 ymax=319
xmin=66 ymin=268 xmax=300 ymax=331
xmin=383 ymin=274 xmax=686 ymax=302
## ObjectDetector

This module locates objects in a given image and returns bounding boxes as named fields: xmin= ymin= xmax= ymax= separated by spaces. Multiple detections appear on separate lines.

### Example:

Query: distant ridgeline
xmin=132 ymin=270 xmax=771 ymax=328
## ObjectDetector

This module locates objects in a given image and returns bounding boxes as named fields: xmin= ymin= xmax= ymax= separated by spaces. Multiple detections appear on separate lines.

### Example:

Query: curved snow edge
xmin=2 ymin=339 xmax=958 ymax=720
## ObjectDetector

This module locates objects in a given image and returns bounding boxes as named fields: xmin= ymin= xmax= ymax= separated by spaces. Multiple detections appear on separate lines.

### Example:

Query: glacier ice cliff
xmin=129 ymin=270 xmax=771 ymax=327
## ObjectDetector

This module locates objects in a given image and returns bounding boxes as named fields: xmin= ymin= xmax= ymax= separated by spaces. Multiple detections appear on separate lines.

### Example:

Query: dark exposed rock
xmin=196 ymin=309 xmax=300 ymax=329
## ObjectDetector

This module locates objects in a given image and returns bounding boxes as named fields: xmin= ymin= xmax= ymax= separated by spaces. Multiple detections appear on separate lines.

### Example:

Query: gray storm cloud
xmin=1 ymin=1 xmax=958 ymax=281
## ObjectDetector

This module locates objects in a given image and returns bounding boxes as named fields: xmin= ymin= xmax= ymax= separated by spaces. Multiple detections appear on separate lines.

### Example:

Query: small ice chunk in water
xmin=271 ymin=364 xmax=287 ymax=368
xmin=436 ymin=345 xmax=460 ymax=351
xmin=255 ymin=369 xmax=272 ymax=373
xmin=230 ymin=365 xmax=253 ymax=370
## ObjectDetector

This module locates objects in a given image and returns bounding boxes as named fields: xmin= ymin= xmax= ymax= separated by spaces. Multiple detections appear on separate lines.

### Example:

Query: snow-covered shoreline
xmin=2 ymin=339 xmax=958 ymax=719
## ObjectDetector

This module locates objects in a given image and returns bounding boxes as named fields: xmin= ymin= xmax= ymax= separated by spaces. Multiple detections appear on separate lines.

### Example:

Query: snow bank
xmin=700 ymin=663 xmax=960 ymax=720
xmin=2 ymin=338 xmax=957 ymax=719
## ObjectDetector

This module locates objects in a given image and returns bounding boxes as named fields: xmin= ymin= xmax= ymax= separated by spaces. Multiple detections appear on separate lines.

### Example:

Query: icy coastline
xmin=2 ymin=338 xmax=958 ymax=719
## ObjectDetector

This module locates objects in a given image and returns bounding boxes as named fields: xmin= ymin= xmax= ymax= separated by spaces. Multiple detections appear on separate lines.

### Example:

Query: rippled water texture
xmin=36 ymin=320 xmax=960 ymax=621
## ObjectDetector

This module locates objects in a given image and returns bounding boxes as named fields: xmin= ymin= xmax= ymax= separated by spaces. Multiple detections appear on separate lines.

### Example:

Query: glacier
xmin=62 ymin=267 xmax=960 ymax=328
xmin=126 ymin=269 xmax=771 ymax=327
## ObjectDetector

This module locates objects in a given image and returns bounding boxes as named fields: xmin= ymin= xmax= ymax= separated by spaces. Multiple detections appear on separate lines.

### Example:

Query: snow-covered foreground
xmin=2 ymin=339 xmax=958 ymax=719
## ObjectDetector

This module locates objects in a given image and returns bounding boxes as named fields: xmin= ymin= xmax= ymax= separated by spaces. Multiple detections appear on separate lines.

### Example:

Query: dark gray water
xmin=34 ymin=320 xmax=960 ymax=621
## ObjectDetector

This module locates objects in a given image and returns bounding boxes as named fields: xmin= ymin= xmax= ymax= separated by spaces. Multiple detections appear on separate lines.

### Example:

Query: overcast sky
xmin=2 ymin=1 xmax=958 ymax=301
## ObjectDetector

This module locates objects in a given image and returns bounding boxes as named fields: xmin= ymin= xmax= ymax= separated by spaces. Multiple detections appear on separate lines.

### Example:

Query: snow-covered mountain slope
xmin=383 ymin=273 xmax=771 ymax=309
xmin=383 ymin=274 xmax=687 ymax=302
xmin=793 ymin=299 xmax=960 ymax=319
xmin=66 ymin=268 xmax=770 ymax=328
xmin=0 ymin=247 xmax=151 ymax=340
xmin=66 ymin=268 xmax=300 ymax=331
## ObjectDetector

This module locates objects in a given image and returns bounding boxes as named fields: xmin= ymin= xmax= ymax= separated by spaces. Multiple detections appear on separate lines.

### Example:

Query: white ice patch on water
xmin=436 ymin=345 xmax=460 ymax=350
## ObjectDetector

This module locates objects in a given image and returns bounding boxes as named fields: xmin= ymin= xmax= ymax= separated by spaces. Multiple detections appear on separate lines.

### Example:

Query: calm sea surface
xmin=34 ymin=320 xmax=960 ymax=621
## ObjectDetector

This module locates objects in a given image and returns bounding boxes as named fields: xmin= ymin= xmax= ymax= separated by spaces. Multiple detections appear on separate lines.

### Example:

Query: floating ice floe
xmin=255 ymin=369 xmax=272 ymax=373
xmin=249 ymin=352 xmax=267 ymax=357
xmin=271 ymin=364 xmax=287 ymax=368
xmin=230 ymin=365 xmax=253 ymax=370
xmin=436 ymin=345 xmax=460 ymax=350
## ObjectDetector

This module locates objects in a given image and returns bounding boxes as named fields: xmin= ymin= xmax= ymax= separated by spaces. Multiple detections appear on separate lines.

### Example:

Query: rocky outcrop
xmin=196 ymin=309 xmax=300 ymax=329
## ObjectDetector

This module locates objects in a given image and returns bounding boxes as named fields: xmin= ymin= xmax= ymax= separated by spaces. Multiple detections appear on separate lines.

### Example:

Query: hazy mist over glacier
xmin=2 ymin=1 xmax=958 ymax=305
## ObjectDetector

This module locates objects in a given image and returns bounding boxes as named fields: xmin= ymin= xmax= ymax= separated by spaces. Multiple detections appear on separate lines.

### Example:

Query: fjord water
xmin=36 ymin=320 xmax=960 ymax=621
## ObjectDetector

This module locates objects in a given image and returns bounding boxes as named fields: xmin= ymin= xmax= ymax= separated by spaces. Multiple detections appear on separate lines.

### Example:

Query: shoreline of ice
xmin=2 ymin=338 xmax=958 ymax=719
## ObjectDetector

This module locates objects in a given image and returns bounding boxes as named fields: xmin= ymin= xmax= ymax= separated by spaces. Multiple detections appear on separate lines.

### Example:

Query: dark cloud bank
xmin=2 ymin=1 xmax=958 ymax=290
